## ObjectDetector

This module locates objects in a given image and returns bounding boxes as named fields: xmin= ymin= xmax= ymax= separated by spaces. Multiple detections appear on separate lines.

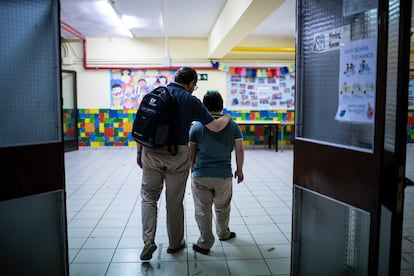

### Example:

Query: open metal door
xmin=292 ymin=0 xmax=411 ymax=275
xmin=0 ymin=0 xmax=68 ymax=275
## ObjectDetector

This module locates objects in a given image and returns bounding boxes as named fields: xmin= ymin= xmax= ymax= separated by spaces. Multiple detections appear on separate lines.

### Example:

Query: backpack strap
xmin=166 ymin=88 xmax=177 ymax=156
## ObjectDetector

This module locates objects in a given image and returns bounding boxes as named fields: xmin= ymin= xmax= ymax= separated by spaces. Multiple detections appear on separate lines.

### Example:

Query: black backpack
xmin=132 ymin=86 xmax=177 ymax=155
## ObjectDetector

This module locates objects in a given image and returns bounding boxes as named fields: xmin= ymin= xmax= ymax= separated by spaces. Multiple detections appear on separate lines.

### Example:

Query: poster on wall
xmin=227 ymin=73 xmax=295 ymax=110
xmin=335 ymin=37 xmax=377 ymax=123
xmin=409 ymin=69 xmax=414 ymax=108
xmin=110 ymin=69 xmax=175 ymax=110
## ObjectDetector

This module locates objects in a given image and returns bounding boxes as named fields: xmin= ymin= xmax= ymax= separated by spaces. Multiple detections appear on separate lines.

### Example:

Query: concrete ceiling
xmin=60 ymin=0 xmax=296 ymax=59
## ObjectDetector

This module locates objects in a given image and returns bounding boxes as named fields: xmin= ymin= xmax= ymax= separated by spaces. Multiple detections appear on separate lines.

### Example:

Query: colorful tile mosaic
xmin=225 ymin=109 xmax=295 ymax=122
xmin=63 ymin=109 xmax=77 ymax=141
xmin=224 ymin=109 xmax=295 ymax=147
xmin=77 ymin=109 xmax=137 ymax=147
xmin=76 ymin=109 xmax=296 ymax=147
xmin=73 ymin=109 xmax=414 ymax=146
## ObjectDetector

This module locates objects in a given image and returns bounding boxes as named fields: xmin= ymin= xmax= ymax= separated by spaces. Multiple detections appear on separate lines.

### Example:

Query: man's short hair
xmin=174 ymin=67 xmax=198 ymax=85
xmin=203 ymin=92 xmax=223 ymax=113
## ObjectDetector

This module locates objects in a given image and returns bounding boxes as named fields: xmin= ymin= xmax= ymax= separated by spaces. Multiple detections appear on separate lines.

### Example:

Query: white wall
xmin=61 ymin=37 xmax=294 ymax=108
xmin=62 ymin=63 xmax=228 ymax=108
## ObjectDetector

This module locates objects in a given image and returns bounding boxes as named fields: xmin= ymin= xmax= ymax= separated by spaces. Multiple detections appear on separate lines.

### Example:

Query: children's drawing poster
xmin=110 ymin=69 xmax=175 ymax=110
xmin=228 ymin=74 xmax=295 ymax=110
xmin=335 ymin=38 xmax=377 ymax=123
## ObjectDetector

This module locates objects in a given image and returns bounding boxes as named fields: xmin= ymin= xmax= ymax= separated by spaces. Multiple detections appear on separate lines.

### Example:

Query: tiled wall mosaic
xmin=63 ymin=109 xmax=77 ymax=141
xmin=225 ymin=109 xmax=294 ymax=122
xmin=77 ymin=109 xmax=136 ymax=147
xmin=224 ymin=109 xmax=295 ymax=147
xmin=75 ymin=109 xmax=295 ymax=147
xmin=68 ymin=109 xmax=414 ymax=147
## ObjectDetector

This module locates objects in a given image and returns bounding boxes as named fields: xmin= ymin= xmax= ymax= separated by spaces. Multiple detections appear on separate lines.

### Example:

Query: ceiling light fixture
xmin=96 ymin=0 xmax=134 ymax=38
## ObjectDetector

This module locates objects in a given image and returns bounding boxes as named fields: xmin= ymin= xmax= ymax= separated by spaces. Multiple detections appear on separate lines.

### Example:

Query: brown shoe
xmin=167 ymin=242 xmax=186 ymax=253
xmin=193 ymin=244 xmax=210 ymax=255
xmin=219 ymin=232 xmax=236 ymax=241
xmin=140 ymin=241 xmax=157 ymax=260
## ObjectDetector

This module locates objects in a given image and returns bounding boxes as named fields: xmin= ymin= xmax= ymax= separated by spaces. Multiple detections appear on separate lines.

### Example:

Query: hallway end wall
xmin=61 ymin=38 xmax=412 ymax=145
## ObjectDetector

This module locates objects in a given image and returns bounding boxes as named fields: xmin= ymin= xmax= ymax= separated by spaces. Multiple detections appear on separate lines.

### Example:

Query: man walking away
xmin=136 ymin=67 xmax=232 ymax=261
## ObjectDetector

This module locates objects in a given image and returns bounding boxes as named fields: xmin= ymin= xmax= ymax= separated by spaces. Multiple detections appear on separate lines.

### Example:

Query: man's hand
xmin=136 ymin=152 xmax=142 ymax=168
xmin=234 ymin=170 xmax=244 ymax=183
xmin=136 ymin=144 xmax=143 ymax=168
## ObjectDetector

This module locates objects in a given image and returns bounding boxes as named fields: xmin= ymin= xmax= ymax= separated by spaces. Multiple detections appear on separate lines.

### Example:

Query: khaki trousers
xmin=141 ymin=145 xmax=189 ymax=249
xmin=191 ymin=176 xmax=233 ymax=249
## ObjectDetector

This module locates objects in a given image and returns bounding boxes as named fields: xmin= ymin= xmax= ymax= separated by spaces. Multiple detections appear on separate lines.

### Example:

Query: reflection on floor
xmin=65 ymin=145 xmax=414 ymax=275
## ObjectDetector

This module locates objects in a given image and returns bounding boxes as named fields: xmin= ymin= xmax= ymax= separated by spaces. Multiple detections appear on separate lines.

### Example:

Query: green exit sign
xmin=198 ymin=73 xmax=208 ymax=81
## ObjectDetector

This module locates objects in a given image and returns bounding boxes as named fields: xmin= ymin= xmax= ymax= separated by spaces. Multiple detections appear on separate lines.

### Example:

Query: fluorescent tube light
xmin=95 ymin=1 xmax=134 ymax=38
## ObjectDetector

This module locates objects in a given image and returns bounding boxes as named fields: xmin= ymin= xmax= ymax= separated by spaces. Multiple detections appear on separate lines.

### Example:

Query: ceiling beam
xmin=208 ymin=0 xmax=285 ymax=59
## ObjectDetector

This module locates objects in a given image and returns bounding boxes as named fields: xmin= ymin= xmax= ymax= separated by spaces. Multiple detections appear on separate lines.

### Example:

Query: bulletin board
xmin=227 ymin=73 xmax=295 ymax=110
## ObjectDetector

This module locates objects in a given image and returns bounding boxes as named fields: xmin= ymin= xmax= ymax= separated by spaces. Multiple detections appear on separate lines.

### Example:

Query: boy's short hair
xmin=203 ymin=92 xmax=223 ymax=112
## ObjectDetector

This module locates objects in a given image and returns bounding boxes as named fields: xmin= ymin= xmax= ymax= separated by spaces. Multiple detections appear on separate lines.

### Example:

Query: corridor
xmin=65 ymin=145 xmax=414 ymax=275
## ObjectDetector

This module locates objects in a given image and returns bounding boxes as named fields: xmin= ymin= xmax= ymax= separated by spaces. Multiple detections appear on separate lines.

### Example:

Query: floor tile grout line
xmin=66 ymin=147 xmax=414 ymax=275
xmin=104 ymin=163 xmax=141 ymax=275
xmin=231 ymin=199 xmax=277 ymax=275
xmin=65 ymin=150 xmax=129 ymax=223
xmin=65 ymin=149 xmax=115 ymax=198
xmin=70 ymin=149 xmax=136 ymax=268
xmin=241 ymin=174 xmax=293 ymax=243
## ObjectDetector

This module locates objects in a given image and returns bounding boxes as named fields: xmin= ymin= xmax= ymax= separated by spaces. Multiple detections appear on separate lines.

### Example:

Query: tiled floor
xmin=65 ymin=145 xmax=414 ymax=276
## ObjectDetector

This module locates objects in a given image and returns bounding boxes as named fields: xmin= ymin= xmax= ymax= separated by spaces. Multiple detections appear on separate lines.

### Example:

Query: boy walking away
xmin=189 ymin=91 xmax=244 ymax=255
xmin=136 ymin=67 xmax=232 ymax=261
